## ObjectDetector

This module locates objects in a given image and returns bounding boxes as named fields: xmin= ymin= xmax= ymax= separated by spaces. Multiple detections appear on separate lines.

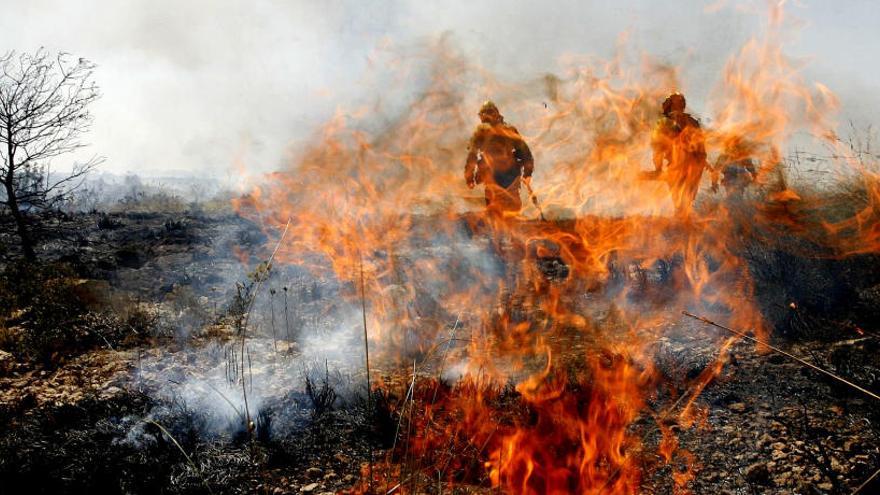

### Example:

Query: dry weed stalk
xmin=685 ymin=311 xmax=880 ymax=493
xmin=269 ymin=288 xmax=278 ymax=353
xmin=684 ymin=311 xmax=880 ymax=402
xmin=283 ymin=286 xmax=291 ymax=342
xmin=359 ymin=250 xmax=374 ymax=491
xmin=238 ymin=219 xmax=291 ymax=435
xmin=147 ymin=419 xmax=214 ymax=495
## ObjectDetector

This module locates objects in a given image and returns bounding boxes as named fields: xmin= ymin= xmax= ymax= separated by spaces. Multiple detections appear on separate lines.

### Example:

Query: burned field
xmin=3 ymin=5 xmax=880 ymax=493
xmin=0 ymin=210 xmax=383 ymax=494
xmin=0 ymin=201 xmax=878 ymax=494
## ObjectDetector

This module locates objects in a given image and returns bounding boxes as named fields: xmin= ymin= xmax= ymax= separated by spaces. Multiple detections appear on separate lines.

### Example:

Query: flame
xmin=487 ymin=355 xmax=652 ymax=494
xmin=232 ymin=3 xmax=876 ymax=492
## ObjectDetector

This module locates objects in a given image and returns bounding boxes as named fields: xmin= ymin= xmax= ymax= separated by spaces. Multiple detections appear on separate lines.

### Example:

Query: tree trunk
xmin=4 ymin=176 xmax=35 ymax=261
xmin=4 ymin=134 xmax=35 ymax=261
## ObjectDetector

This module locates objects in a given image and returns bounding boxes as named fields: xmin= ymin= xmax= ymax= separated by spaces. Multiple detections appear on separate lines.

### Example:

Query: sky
xmin=2 ymin=0 xmax=879 ymax=177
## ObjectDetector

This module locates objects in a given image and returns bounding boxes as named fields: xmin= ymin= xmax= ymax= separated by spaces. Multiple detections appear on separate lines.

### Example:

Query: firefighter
xmin=650 ymin=92 xmax=711 ymax=217
xmin=715 ymin=137 xmax=757 ymax=198
xmin=464 ymin=101 xmax=534 ymax=216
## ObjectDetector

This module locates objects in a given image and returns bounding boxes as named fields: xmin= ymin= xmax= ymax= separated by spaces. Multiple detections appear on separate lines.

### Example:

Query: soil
xmin=1 ymin=210 xmax=879 ymax=494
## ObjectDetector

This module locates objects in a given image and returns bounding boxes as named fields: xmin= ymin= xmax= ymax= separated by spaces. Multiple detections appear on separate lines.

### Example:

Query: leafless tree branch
xmin=0 ymin=48 xmax=102 ymax=259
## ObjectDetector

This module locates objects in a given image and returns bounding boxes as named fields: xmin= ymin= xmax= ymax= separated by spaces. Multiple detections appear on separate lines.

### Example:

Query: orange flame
xmin=234 ymin=3 xmax=875 ymax=492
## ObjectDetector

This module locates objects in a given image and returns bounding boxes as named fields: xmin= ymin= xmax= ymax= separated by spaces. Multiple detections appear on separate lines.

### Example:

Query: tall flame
xmin=234 ymin=3 xmax=872 ymax=492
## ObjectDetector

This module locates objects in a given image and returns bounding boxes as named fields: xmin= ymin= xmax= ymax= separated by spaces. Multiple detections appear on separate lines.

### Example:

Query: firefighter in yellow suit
xmin=650 ymin=93 xmax=714 ymax=217
xmin=464 ymin=101 xmax=534 ymax=217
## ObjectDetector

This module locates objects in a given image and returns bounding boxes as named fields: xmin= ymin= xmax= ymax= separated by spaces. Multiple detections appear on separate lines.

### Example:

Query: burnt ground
xmin=641 ymin=321 xmax=880 ymax=494
xmin=1 ymin=210 xmax=879 ymax=494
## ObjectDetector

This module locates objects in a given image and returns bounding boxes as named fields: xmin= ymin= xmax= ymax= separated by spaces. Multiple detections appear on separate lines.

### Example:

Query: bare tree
xmin=0 ymin=48 xmax=102 ymax=260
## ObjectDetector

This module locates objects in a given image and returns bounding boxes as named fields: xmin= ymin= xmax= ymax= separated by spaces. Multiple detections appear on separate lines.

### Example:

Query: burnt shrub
xmin=745 ymin=243 xmax=880 ymax=340
xmin=739 ymin=165 xmax=880 ymax=341
xmin=743 ymin=231 xmax=880 ymax=340
xmin=164 ymin=285 xmax=211 ymax=337
xmin=115 ymin=244 xmax=146 ymax=269
xmin=0 ymin=262 xmax=153 ymax=366
xmin=97 ymin=213 xmax=124 ymax=230
xmin=0 ymin=390 xmax=251 ymax=495
xmin=304 ymin=367 xmax=338 ymax=417
xmin=0 ymin=262 xmax=86 ymax=364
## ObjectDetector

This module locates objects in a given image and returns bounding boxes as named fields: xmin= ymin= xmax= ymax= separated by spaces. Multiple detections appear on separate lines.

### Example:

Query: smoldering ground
xmin=2 ymin=2 xmax=880 ymax=494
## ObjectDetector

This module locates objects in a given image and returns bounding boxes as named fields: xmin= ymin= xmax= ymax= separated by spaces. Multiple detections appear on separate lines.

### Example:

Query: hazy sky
xmin=2 ymin=0 xmax=879 ymax=176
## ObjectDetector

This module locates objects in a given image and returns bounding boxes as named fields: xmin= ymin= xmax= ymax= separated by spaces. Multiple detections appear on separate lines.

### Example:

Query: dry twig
xmin=683 ymin=311 xmax=880 ymax=402
xmin=147 ymin=419 xmax=214 ymax=495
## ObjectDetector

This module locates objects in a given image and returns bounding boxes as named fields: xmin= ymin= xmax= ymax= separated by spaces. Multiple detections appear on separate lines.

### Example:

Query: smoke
xmin=2 ymin=0 xmax=877 ymax=177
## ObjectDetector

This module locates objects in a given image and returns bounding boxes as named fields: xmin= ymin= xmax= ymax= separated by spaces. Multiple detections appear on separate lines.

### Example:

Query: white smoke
xmin=1 ymin=0 xmax=876 ymax=177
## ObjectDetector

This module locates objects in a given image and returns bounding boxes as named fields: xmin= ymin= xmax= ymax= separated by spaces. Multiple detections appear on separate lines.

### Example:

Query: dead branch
xmin=683 ymin=311 xmax=880 ymax=402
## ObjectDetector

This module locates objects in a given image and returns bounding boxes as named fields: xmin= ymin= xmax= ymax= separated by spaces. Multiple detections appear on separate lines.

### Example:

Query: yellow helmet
xmin=479 ymin=100 xmax=499 ymax=114
xmin=478 ymin=100 xmax=502 ymax=123
xmin=662 ymin=92 xmax=686 ymax=115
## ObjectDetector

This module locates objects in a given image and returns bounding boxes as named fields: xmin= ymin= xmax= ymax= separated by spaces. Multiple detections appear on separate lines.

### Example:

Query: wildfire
xmin=232 ymin=2 xmax=874 ymax=493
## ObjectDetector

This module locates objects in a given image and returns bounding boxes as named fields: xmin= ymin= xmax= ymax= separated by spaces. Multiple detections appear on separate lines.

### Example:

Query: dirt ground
xmin=1 ymin=210 xmax=879 ymax=494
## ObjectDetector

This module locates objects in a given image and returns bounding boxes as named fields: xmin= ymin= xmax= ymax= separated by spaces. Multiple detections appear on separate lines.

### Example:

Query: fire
xmin=487 ymin=355 xmax=652 ymax=494
xmin=232 ymin=3 xmax=873 ymax=493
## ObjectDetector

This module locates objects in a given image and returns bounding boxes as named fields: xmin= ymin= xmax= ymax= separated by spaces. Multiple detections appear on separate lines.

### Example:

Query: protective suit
xmin=465 ymin=101 xmax=534 ymax=215
xmin=650 ymin=93 xmax=710 ymax=216
xmin=716 ymin=138 xmax=757 ymax=198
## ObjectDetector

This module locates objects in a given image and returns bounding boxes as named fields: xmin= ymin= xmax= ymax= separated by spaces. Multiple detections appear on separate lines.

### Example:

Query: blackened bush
xmin=163 ymin=218 xmax=187 ymax=232
xmin=0 ymin=262 xmax=152 ymax=366
xmin=0 ymin=262 xmax=86 ymax=364
xmin=305 ymin=371 xmax=337 ymax=417
xmin=97 ymin=213 xmax=124 ymax=230
xmin=256 ymin=408 xmax=272 ymax=444
xmin=0 ymin=261 xmax=77 ymax=312
xmin=124 ymin=304 xmax=161 ymax=338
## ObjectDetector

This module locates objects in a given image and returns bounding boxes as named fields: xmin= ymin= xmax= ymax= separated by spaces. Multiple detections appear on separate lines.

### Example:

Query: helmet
xmin=662 ymin=92 xmax=686 ymax=115
xmin=479 ymin=100 xmax=499 ymax=115
xmin=478 ymin=100 xmax=502 ymax=123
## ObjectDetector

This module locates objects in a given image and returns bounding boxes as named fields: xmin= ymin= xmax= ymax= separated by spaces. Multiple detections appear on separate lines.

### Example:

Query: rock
xmin=728 ymin=402 xmax=747 ymax=413
xmin=99 ymin=386 xmax=122 ymax=399
xmin=844 ymin=439 xmax=862 ymax=453
xmin=0 ymin=350 xmax=14 ymax=375
xmin=300 ymin=483 xmax=320 ymax=493
xmin=305 ymin=467 xmax=323 ymax=479
xmin=775 ymin=472 xmax=793 ymax=485
xmin=745 ymin=462 xmax=771 ymax=485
